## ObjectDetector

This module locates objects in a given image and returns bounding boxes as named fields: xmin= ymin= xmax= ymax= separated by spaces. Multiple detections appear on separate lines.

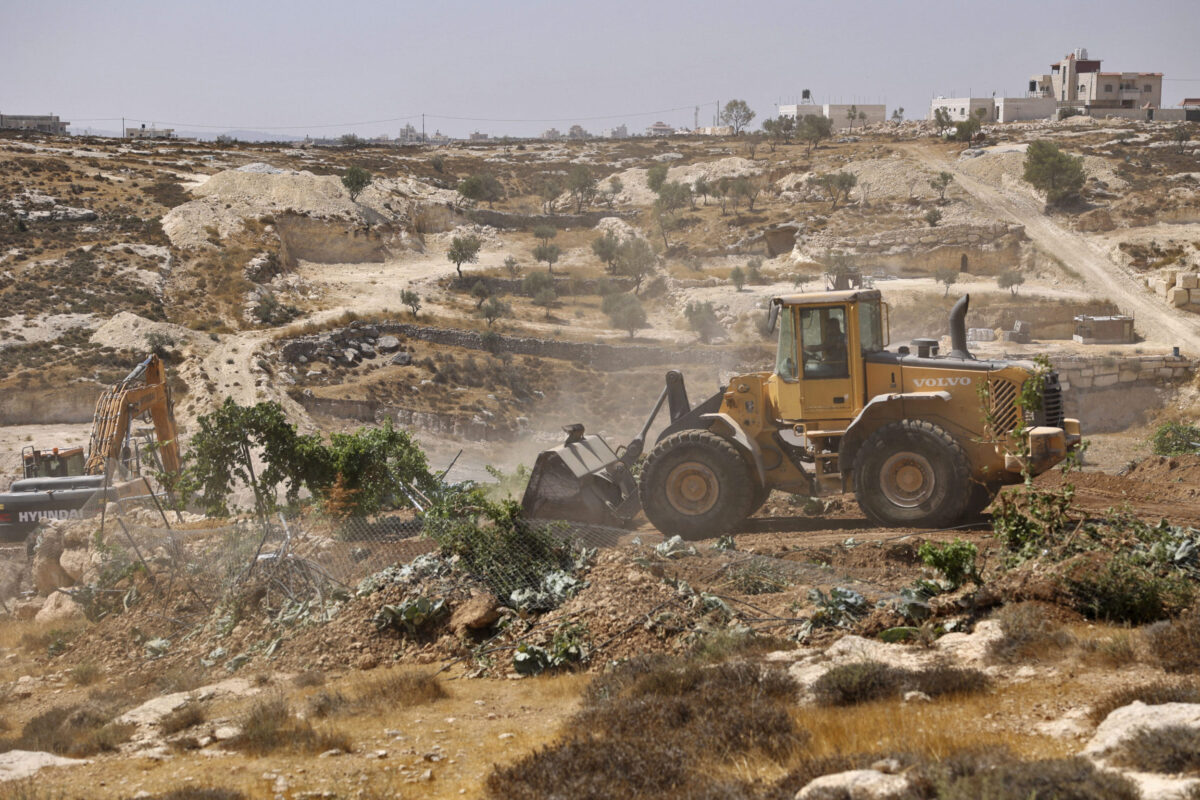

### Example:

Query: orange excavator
xmin=0 ymin=354 xmax=181 ymax=540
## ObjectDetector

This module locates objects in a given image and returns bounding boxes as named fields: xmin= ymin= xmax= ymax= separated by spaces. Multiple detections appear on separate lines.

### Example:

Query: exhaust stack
xmin=949 ymin=294 xmax=973 ymax=360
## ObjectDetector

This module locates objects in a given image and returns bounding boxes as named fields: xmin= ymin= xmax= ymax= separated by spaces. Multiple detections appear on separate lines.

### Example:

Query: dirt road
xmin=908 ymin=145 xmax=1200 ymax=355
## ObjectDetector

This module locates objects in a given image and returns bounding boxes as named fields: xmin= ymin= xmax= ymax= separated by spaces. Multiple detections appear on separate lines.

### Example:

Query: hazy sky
xmin=3 ymin=0 xmax=1198 ymax=139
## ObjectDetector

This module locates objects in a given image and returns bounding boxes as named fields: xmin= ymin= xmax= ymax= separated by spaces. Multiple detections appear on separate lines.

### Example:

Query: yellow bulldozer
xmin=523 ymin=291 xmax=1082 ymax=537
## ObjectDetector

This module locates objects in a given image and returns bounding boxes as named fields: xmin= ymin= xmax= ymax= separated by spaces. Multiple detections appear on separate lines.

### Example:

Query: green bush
xmin=1150 ymin=421 xmax=1200 ymax=456
xmin=918 ymin=538 xmax=979 ymax=588
xmin=1063 ymin=554 xmax=1193 ymax=624
xmin=812 ymin=661 xmax=903 ymax=706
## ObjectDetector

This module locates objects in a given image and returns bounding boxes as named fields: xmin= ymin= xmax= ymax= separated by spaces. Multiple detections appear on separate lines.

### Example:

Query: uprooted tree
xmin=180 ymin=399 xmax=433 ymax=518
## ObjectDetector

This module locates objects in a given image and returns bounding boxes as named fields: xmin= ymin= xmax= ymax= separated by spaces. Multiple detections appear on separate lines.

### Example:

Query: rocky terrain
xmin=0 ymin=117 xmax=1199 ymax=798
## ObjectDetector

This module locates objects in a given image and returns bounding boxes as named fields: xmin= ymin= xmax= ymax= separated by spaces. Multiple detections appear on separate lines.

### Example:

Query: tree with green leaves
xmin=721 ymin=99 xmax=756 ymax=134
xmin=342 ymin=166 xmax=372 ymax=201
xmin=799 ymin=114 xmax=833 ymax=156
xmin=522 ymin=269 xmax=554 ymax=297
xmin=1170 ymin=124 xmax=1191 ymax=154
xmin=615 ymin=237 xmax=656 ymax=293
xmin=532 ymin=242 xmax=562 ymax=272
xmin=684 ymin=301 xmax=723 ymax=343
xmin=846 ymin=105 xmax=858 ymax=132
xmin=471 ymin=280 xmax=493 ymax=308
xmin=693 ymin=176 xmax=711 ymax=206
xmin=536 ymin=175 xmax=563 ymax=213
xmin=479 ymin=296 xmax=511 ymax=326
xmin=602 ymin=176 xmax=623 ymax=208
xmin=1023 ymin=140 xmax=1085 ymax=206
xmin=857 ymin=110 xmax=868 ymax=129
xmin=532 ymin=287 xmax=556 ymax=318
xmin=605 ymin=293 xmax=647 ymax=338
xmin=457 ymin=173 xmax=504 ymax=207
xmin=591 ymin=231 xmax=621 ymax=274
xmin=730 ymin=265 xmax=746 ymax=291
xmin=891 ymin=108 xmax=905 ymax=123
xmin=654 ymin=181 xmax=691 ymax=247
xmin=925 ymin=209 xmax=943 ymax=227
xmin=340 ymin=133 xmax=362 ymax=148
xmin=400 ymin=288 xmax=421 ymax=317
xmin=447 ymin=233 xmax=482 ymax=278
xmin=933 ymin=108 xmax=953 ymax=135
xmin=953 ymin=116 xmax=981 ymax=142
xmin=567 ymin=164 xmax=596 ymax=212
xmin=930 ymin=171 xmax=953 ymax=202
xmin=503 ymin=255 xmax=521 ymax=278
xmin=646 ymin=163 xmax=669 ymax=193
xmin=934 ymin=266 xmax=958 ymax=296
xmin=817 ymin=172 xmax=858 ymax=210
xmin=997 ymin=269 xmax=1025 ymax=296
xmin=532 ymin=224 xmax=557 ymax=246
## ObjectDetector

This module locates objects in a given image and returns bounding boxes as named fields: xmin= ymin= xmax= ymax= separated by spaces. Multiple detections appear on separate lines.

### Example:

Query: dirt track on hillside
xmin=907 ymin=144 xmax=1200 ymax=355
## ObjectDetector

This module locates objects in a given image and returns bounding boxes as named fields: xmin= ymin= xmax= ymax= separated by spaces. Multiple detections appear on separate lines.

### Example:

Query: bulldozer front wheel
xmin=853 ymin=420 xmax=970 ymax=528
xmin=640 ymin=430 xmax=755 ymax=539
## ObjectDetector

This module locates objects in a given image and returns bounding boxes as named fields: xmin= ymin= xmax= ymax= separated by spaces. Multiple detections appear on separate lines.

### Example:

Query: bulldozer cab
xmin=768 ymin=290 xmax=885 ymax=422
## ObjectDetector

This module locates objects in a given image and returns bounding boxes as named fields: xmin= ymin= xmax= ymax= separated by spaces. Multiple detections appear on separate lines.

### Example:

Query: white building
xmin=125 ymin=124 xmax=175 ymax=139
xmin=599 ymin=124 xmax=628 ymax=139
xmin=646 ymin=121 xmax=675 ymax=136
xmin=778 ymin=103 xmax=886 ymax=131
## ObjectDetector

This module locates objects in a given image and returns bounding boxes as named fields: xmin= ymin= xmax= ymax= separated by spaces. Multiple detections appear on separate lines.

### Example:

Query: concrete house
xmin=1029 ymin=48 xmax=1162 ymax=111
xmin=0 ymin=113 xmax=69 ymax=134
xmin=778 ymin=103 xmax=886 ymax=131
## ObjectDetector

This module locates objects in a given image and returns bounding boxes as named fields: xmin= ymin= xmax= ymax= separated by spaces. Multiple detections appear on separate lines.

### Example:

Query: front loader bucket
xmin=521 ymin=428 xmax=641 ymax=528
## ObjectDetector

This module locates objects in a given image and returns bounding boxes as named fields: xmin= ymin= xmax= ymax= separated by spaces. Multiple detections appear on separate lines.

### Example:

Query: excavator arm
xmin=83 ymin=355 xmax=180 ymax=477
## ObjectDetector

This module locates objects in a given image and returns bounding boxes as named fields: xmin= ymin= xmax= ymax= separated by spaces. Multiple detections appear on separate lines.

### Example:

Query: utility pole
xmin=694 ymin=105 xmax=698 ymax=131
xmin=421 ymin=113 xmax=425 ymax=143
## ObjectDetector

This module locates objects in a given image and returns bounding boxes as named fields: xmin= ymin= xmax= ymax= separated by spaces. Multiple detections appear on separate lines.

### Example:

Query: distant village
xmin=3 ymin=48 xmax=1197 ymax=145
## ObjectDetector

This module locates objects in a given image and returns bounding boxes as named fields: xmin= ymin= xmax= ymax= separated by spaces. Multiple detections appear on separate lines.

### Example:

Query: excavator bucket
xmin=521 ymin=425 xmax=641 ymax=527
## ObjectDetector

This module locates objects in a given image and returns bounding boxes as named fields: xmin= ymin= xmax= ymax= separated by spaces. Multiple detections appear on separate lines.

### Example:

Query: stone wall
xmin=295 ymin=394 xmax=510 ymax=442
xmin=1146 ymin=270 xmax=1200 ymax=313
xmin=1050 ymin=353 xmax=1195 ymax=392
xmin=801 ymin=223 xmax=1026 ymax=276
xmin=464 ymin=207 xmax=633 ymax=231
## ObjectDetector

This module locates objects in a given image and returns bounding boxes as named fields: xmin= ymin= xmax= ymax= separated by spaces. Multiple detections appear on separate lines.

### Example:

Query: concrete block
xmin=1094 ymin=374 xmax=1119 ymax=387
xmin=1074 ymin=375 xmax=1094 ymax=388
xmin=1139 ymin=359 xmax=1165 ymax=370
xmin=1159 ymin=367 xmax=1177 ymax=378
xmin=1118 ymin=370 xmax=1138 ymax=382
xmin=1169 ymin=287 xmax=1190 ymax=307
xmin=1152 ymin=278 xmax=1169 ymax=297
xmin=1178 ymin=273 xmax=1199 ymax=290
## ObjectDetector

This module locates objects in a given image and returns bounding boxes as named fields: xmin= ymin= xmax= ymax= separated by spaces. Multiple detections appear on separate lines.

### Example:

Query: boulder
xmin=377 ymin=335 xmax=401 ymax=353
xmin=1168 ymin=287 xmax=1190 ymax=307
xmin=390 ymin=352 xmax=413 ymax=367
xmin=32 ymin=553 xmax=73 ymax=596
xmin=450 ymin=592 xmax=501 ymax=634
xmin=795 ymin=769 xmax=911 ymax=799
xmin=34 ymin=591 xmax=85 ymax=624
xmin=58 ymin=548 xmax=92 ymax=584
xmin=0 ymin=750 xmax=88 ymax=781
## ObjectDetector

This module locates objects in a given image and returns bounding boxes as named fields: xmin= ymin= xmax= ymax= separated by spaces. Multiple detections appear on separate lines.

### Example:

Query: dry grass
xmin=159 ymin=700 xmax=207 ymax=735
xmin=1144 ymin=609 xmax=1200 ymax=673
xmin=352 ymin=669 xmax=447 ymax=706
xmin=811 ymin=661 xmax=991 ymax=706
xmin=4 ymin=702 xmax=134 ymax=757
xmin=68 ymin=661 xmax=101 ymax=687
xmin=291 ymin=669 xmax=326 ymax=688
xmin=987 ymin=602 xmax=1076 ymax=663
xmin=1110 ymin=725 xmax=1200 ymax=775
xmin=230 ymin=694 xmax=351 ymax=756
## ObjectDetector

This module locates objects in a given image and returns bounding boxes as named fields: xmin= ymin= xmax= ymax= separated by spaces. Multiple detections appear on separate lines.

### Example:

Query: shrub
xmin=159 ymin=701 xmax=206 ymax=735
xmin=929 ymin=755 xmax=1139 ymax=800
xmin=1144 ymin=609 xmax=1200 ymax=673
xmin=231 ymin=695 xmax=351 ymax=755
xmin=812 ymin=661 xmax=903 ymax=706
xmin=1023 ymin=140 xmax=1086 ymax=206
xmin=918 ymin=538 xmax=978 ymax=588
xmin=987 ymin=602 xmax=1075 ymax=663
xmin=69 ymin=661 xmax=101 ymax=687
xmin=292 ymin=669 xmax=326 ymax=688
xmin=1089 ymin=679 xmax=1200 ymax=724
xmin=1110 ymin=725 xmax=1200 ymax=775
xmin=305 ymin=690 xmax=348 ymax=719
xmin=1150 ymin=421 xmax=1200 ymax=456
xmin=354 ymin=670 xmax=446 ymax=707
xmin=15 ymin=703 xmax=134 ymax=757
xmin=1063 ymin=553 xmax=1192 ymax=624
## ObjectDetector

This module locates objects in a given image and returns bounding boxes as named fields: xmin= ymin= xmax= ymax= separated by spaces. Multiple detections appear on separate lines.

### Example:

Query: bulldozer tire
xmin=963 ymin=482 xmax=997 ymax=521
xmin=853 ymin=420 xmax=970 ymax=528
xmin=640 ymin=430 xmax=755 ymax=540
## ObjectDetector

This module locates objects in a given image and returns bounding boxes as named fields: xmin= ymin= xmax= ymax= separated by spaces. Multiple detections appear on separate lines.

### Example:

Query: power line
xmin=61 ymin=102 xmax=719 ymax=131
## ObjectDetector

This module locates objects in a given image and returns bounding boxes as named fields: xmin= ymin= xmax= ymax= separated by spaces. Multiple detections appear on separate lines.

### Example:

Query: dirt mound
xmin=89 ymin=312 xmax=204 ymax=353
xmin=1033 ymin=458 xmax=1200 ymax=524
xmin=1121 ymin=454 xmax=1200 ymax=485
xmin=162 ymin=166 xmax=416 ymax=250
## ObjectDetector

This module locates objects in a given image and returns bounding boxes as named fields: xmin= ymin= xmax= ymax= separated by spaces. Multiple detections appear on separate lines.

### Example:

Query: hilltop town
xmin=0 ymin=44 xmax=1199 ymax=800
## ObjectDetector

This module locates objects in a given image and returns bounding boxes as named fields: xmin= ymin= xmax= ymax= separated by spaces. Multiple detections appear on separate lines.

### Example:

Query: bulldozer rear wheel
xmin=640 ymin=430 xmax=755 ymax=540
xmin=853 ymin=420 xmax=970 ymax=528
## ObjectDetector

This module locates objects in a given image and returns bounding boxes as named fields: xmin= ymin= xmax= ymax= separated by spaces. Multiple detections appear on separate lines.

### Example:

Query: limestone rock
xmin=450 ymin=593 xmax=501 ymax=634
xmin=377 ymin=335 xmax=401 ymax=352
xmin=795 ymin=769 xmax=911 ymax=799
xmin=1085 ymin=701 xmax=1200 ymax=760
xmin=0 ymin=750 xmax=88 ymax=781
xmin=34 ymin=591 xmax=85 ymax=625
xmin=0 ymin=560 xmax=22 ymax=602
xmin=57 ymin=548 xmax=92 ymax=584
